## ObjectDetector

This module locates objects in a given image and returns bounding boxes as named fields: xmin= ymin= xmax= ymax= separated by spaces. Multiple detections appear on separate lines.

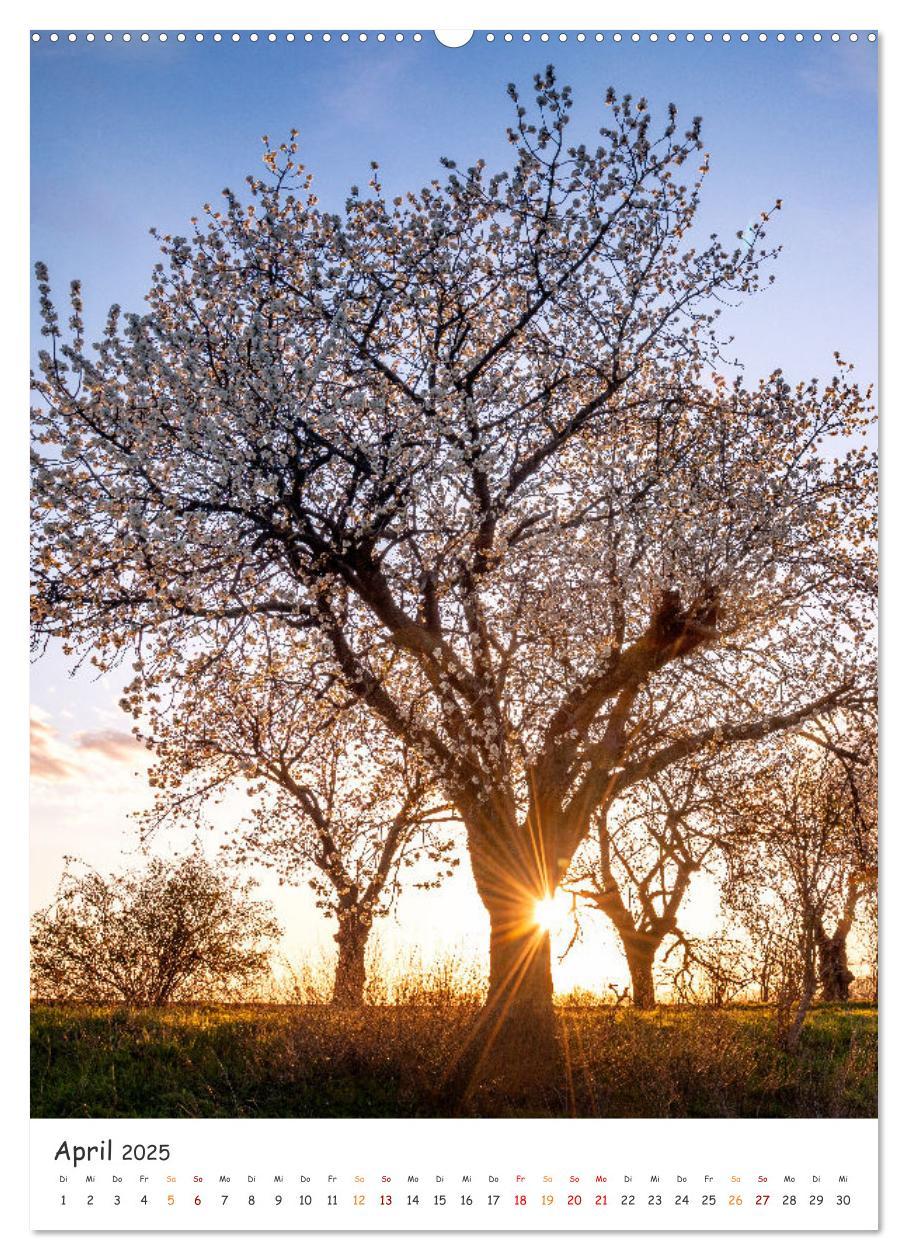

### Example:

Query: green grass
xmin=30 ymin=1001 xmax=877 ymax=1120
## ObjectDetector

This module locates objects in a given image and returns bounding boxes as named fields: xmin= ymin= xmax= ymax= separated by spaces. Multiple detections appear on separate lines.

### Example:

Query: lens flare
xmin=533 ymin=895 xmax=561 ymax=933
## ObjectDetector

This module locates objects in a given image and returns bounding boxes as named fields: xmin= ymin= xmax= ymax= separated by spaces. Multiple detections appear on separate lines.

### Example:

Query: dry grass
xmin=31 ymin=998 xmax=876 ymax=1120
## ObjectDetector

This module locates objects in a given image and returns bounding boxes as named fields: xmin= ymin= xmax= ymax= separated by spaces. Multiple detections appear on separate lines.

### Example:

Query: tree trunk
xmin=781 ymin=920 xmax=818 ymax=1051
xmin=445 ymin=818 xmax=561 ymax=1107
xmin=758 ymin=961 xmax=772 ymax=1005
xmin=817 ymin=879 xmax=860 ymax=1002
xmin=458 ymin=898 xmax=559 ymax=1101
xmin=817 ymin=929 xmax=855 ymax=1002
xmin=622 ymin=934 xmax=658 ymax=1010
xmin=486 ymin=896 xmax=555 ymax=1031
xmin=331 ymin=910 xmax=371 ymax=1007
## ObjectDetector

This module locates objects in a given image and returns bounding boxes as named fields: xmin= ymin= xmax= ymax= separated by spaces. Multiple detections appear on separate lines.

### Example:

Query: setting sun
xmin=534 ymin=892 xmax=571 ymax=934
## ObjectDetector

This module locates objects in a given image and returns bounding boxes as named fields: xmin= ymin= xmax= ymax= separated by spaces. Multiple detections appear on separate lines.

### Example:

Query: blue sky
xmin=32 ymin=33 xmax=877 ymax=380
xmin=29 ymin=33 xmax=878 ymax=986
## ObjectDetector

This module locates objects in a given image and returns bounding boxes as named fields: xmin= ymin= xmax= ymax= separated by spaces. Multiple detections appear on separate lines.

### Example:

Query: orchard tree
xmin=30 ymin=853 xmax=280 ymax=1005
xmin=567 ymin=758 xmax=738 ymax=1008
xmin=133 ymin=633 xmax=458 ymax=1006
xmin=724 ymin=726 xmax=877 ymax=1043
xmin=810 ymin=728 xmax=877 ymax=1001
xmin=32 ymin=71 xmax=876 ymax=1080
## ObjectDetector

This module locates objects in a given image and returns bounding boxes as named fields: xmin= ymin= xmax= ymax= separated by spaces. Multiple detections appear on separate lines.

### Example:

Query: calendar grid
xmin=31 ymin=1119 xmax=878 ymax=1231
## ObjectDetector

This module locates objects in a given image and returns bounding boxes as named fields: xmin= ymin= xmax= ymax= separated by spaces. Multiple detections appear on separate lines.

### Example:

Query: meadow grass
xmin=31 ymin=1000 xmax=876 ymax=1120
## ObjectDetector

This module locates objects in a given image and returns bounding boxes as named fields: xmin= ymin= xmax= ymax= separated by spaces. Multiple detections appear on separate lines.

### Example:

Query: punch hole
xmin=434 ymin=30 xmax=474 ymax=48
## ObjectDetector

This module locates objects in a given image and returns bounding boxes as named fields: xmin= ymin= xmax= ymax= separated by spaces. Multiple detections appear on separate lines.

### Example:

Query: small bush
xmin=31 ymin=854 xmax=281 ymax=1004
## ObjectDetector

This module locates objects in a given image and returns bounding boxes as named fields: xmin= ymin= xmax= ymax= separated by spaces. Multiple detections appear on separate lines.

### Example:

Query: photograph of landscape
xmin=30 ymin=32 xmax=877 ymax=1120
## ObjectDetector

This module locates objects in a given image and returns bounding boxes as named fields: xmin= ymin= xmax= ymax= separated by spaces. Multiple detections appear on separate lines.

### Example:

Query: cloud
xmin=30 ymin=715 xmax=78 ymax=782
xmin=30 ymin=710 xmax=148 ymax=782
xmin=74 ymin=729 xmax=145 ymax=763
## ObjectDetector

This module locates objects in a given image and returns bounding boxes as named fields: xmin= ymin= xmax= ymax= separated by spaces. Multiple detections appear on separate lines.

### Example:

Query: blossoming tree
xmin=724 ymin=723 xmax=877 ymax=1041
xmin=131 ymin=634 xmax=458 ymax=1006
xmin=32 ymin=70 xmax=876 ymax=1079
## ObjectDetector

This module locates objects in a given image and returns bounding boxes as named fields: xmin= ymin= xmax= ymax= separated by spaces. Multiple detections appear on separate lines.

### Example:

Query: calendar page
xmin=28 ymin=20 xmax=879 ymax=1236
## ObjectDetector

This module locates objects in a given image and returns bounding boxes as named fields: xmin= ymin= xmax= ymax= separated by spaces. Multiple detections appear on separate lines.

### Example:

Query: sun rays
xmin=533 ymin=890 xmax=573 ymax=935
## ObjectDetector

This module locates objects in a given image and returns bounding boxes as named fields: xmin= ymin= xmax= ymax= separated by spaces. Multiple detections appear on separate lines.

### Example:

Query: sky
xmin=29 ymin=32 xmax=878 ymax=995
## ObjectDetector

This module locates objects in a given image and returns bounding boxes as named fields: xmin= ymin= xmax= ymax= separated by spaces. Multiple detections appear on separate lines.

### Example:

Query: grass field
xmin=31 ymin=1001 xmax=876 ymax=1119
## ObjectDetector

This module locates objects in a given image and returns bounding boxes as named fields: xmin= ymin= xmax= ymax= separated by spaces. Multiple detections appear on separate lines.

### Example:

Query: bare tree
xmin=30 ymin=853 xmax=281 ymax=1005
xmin=32 ymin=71 xmax=876 ymax=1078
xmin=568 ymin=759 xmax=737 ymax=1007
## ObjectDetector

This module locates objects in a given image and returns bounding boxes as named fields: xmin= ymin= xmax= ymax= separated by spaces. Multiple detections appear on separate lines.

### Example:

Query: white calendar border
xmin=4 ymin=1 xmax=900 ymax=1254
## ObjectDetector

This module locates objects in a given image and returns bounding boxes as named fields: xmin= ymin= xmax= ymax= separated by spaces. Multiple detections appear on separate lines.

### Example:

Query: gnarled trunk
xmin=446 ymin=816 xmax=561 ymax=1105
xmin=487 ymin=893 xmax=555 ymax=1036
xmin=331 ymin=909 xmax=371 ymax=1007
xmin=621 ymin=933 xmax=659 ymax=1009
xmin=816 ymin=878 xmax=860 ymax=1002
xmin=817 ymin=929 xmax=855 ymax=1002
